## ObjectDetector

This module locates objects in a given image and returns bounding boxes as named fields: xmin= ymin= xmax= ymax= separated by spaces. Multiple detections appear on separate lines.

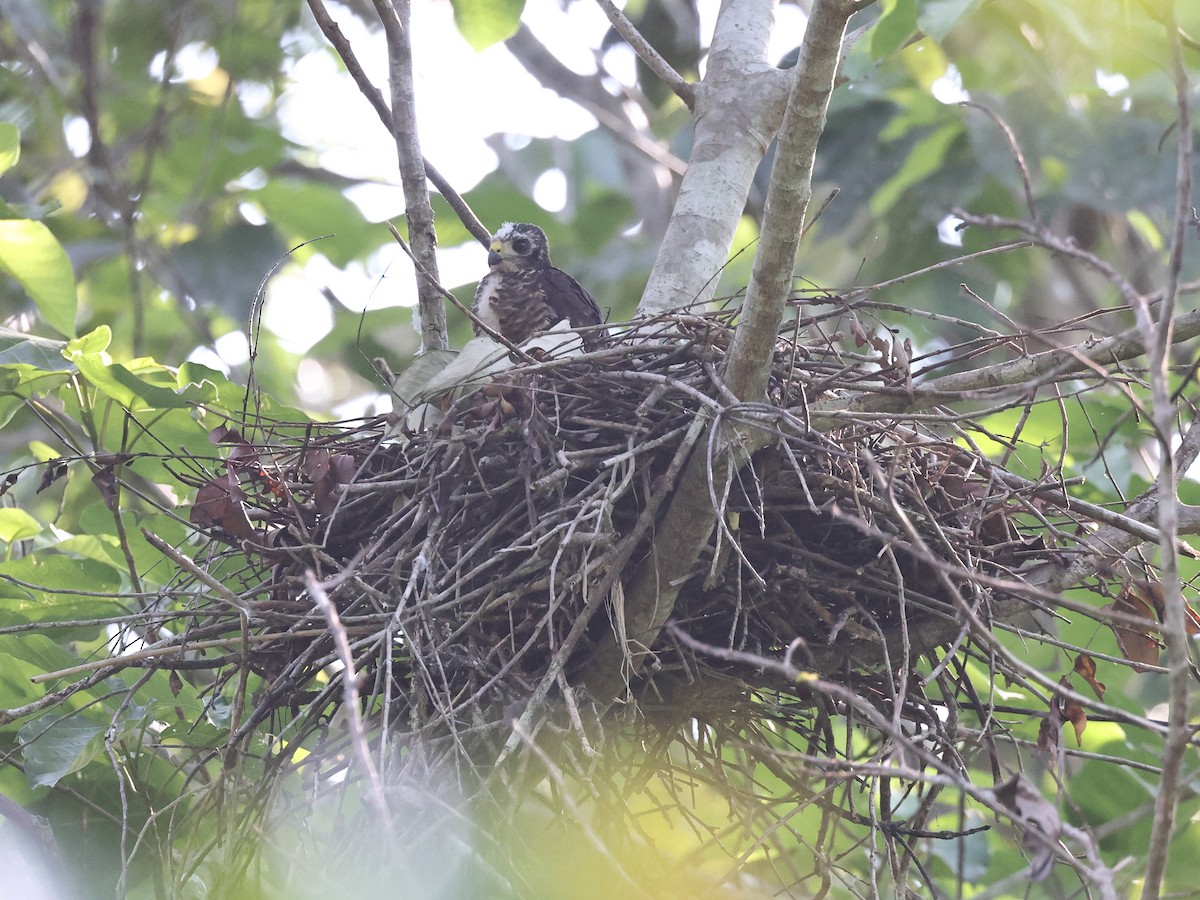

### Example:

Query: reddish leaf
xmin=1073 ymin=653 xmax=1106 ymax=699
xmin=221 ymin=497 xmax=255 ymax=542
xmin=302 ymin=448 xmax=330 ymax=482
xmin=329 ymin=454 xmax=357 ymax=484
xmin=91 ymin=456 xmax=130 ymax=512
xmin=1058 ymin=675 xmax=1086 ymax=746
xmin=1036 ymin=705 xmax=1060 ymax=756
xmin=190 ymin=472 xmax=244 ymax=528
xmin=1107 ymin=586 xmax=1161 ymax=669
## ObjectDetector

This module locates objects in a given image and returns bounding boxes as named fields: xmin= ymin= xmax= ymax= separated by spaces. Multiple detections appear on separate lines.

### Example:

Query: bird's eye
xmin=512 ymin=238 xmax=531 ymax=254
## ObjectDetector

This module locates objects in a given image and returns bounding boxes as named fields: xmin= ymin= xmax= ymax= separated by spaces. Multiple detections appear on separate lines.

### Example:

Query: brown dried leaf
xmin=36 ymin=459 xmax=68 ymax=494
xmin=190 ymin=472 xmax=244 ymax=528
xmin=221 ymin=497 xmax=256 ymax=542
xmin=91 ymin=456 xmax=130 ymax=512
xmin=1108 ymin=585 xmax=1161 ymax=669
xmin=1129 ymin=579 xmax=1200 ymax=636
xmin=1058 ymin=675 xmax=1086 ymax=746
xmin=0 ymin=471 xmax=18 ymax=498
xmin=1073 ymin=653 xmax=1106 ymax=699
xmin=302 ymin=448 xmax=330 ymax=483
xmin=329 ymin=454 xmax=357 ymax=484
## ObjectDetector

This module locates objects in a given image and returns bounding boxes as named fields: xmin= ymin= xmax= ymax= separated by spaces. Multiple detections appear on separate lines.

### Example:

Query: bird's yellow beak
xmin=489 ymin=240 xmax=504 ymax=254
xmin=488 ymin=240 xmax=504 ymax=266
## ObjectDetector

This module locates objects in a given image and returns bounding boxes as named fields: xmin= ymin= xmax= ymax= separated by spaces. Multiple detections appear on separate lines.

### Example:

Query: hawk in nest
xmin=473 ymin=222 xmax=603 ymax=346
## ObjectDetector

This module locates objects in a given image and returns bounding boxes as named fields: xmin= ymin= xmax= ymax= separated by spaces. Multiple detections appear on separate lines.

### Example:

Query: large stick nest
xmin=176 ymin=310 xmax=1068 ymax=762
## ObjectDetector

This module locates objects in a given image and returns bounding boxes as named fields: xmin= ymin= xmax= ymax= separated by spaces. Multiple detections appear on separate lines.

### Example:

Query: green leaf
xmin=451 ymin=0 xmax=524 ymax=50
xmin=68 ymin=346 xmax=218 ymax=412
xmin=868 ymin=0 xmax=918 ymax=60
xmin=916 ymin=0 xmax=984 ymax=41
xmin=0 ymin=122 xmax=18 ymax=175
xmin=0 ymin=509 xmax=42 ymax=543
xmin=0 ymin=327 xmax=69 ymax=370
xmin=19 ymin=714 xmax=105 ymax=788
xmin=869 ymin=123 xmax=962 ymax=216
xmin=0 ymin=220 xmax=78 ymax=337
xmin=1 ymin=633 xmax=82 ymax=673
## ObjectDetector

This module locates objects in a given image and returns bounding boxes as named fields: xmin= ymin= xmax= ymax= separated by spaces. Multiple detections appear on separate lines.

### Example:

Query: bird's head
xmin=488 ymin=222 xmax=551 ymax=269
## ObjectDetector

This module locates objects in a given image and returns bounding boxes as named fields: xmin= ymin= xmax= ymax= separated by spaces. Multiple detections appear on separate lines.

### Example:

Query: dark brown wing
xmin=541 ymin=267 xmax=603 ymax=329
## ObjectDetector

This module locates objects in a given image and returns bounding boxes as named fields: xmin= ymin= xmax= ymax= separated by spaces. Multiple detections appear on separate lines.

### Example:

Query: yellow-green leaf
xmin=0 ymin=123 xmax=18 ymax=175
xmin=451 ymin=0 xmax=524 ymax=50
xmin=0 ymin=508 xmax=41 ymax=543
xmin=0 ymin=220 xmax=78 ymax=337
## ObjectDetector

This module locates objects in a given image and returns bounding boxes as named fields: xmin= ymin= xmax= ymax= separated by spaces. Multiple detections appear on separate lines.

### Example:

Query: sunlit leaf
xmin=0 ymin=122 xmax=18 ymax=175
xmin=0 ymin=508 xmax=42 ymax=542
xmin=451 ymin=0 xmax=524 ymax=51
xmin=0 ymin=220 xmax=78 ymax=337
xmin=868 ymin=0 xmax=918 ymax=60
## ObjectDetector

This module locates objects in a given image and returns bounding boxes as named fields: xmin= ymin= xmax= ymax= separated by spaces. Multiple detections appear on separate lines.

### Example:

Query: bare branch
xmin=724 ymin=0 xmax=857 ymax=400
xmin=592 ymin=0 xmax=695 ymax=109
xmin=305 ymin=570 xmax=394 ymax=834
xmin=372 ymin=0 xmax=446 ymax=351
xmin=1143 ymin=11 xmax=1195 ymax=895
xmin=306 ymin=0 xmax=490 ymax=246
xmin=504 ymin=25 xmax=686 ymax=175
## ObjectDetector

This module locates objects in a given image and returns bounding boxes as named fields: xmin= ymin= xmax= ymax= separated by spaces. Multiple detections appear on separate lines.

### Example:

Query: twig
xmin=305 ymin=0 xmax=490 ymax=246
xmin=305 ymin=570 xmax=394 ymax=834
xmin=961 ymin=102 xmax=1040 ymax=223
xmin=592 ymin=0 xmax=695 ymax=109
xmin=1142 ymin=12 xmax=1195 ymax=897
xmin=372 ymin=0 xmax=446 ymax=351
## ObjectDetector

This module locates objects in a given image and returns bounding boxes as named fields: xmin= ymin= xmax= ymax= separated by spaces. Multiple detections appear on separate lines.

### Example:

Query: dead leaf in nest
xmin=1073 ymin=653 xmax=1106 ymax=699
xmin=1126 ymin=579 xmax=1200 ymax=636
xmin=1107 ymin=584 xmax=1161 ymax=669
xmin=190 ymin=471 xmax=255 ymax=541
xmin=995 ymin=773 xmax=1061 ymax=881
xmin=314 ymin=453 xmax=358 ymax=515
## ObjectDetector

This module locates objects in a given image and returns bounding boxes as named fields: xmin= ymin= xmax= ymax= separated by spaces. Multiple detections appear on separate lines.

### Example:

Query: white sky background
xmin=248 ymin=0 xmax=810 ymax=365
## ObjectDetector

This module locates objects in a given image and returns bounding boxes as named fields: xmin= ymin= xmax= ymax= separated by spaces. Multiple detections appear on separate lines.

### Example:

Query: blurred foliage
xmin=1 ymin=0 xmax=1199 ymax=896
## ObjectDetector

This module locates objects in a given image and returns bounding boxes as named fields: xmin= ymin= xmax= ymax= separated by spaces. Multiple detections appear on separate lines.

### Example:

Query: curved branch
xmin=592 ymin=0 xmax=695 ymax=109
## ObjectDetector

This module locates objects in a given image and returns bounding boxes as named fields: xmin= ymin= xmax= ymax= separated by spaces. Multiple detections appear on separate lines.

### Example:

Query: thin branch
xmin=725 ymin=0 xmax=857 ymax=400
xmin=305 ymin=0 xmax=490 ymax=246
xmin=305 ymin=570 xmax=394 ymax=834
xmin=592 ymin=0 xmax=695 ymax=109
xmin=961 ymin=102 xmax=1039 ymax=223
xmin=373 ymin=0 xmax=446 ymax=351
xmin=1142 ymin=11 xmax=1195 ymax=896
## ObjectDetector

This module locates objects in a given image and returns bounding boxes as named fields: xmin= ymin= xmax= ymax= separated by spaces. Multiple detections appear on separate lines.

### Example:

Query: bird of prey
xmin=472 ymin=222 xmax=603 ymax=346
